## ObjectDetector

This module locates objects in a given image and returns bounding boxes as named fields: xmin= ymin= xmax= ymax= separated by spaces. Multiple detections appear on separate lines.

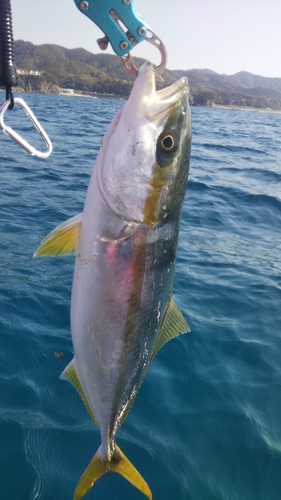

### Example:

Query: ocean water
xmin=0 ymin=92 xmax=281 ymax=500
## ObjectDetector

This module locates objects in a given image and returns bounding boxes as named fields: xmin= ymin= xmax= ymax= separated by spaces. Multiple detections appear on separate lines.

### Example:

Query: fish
xmin=34 ymin=61 xmax=192 ymax=499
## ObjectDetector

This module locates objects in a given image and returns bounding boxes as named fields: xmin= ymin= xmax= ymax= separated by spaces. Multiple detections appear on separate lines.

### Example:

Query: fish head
xmin=99 ymin=62 xmax=191 ymax=225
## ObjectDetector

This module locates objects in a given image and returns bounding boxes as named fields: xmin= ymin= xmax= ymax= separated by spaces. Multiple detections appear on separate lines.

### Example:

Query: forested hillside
xmin=14 ymin=40 xmax=174 ymax=97
xmin=13 ymin=40 xmax=281 ymax=110
xmin=168 ymin=68 xmax=281 ymax=109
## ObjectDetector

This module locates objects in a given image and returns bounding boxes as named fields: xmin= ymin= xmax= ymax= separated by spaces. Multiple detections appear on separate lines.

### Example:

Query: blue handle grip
xmin=73 ymin=0 xmax=148 ymax=56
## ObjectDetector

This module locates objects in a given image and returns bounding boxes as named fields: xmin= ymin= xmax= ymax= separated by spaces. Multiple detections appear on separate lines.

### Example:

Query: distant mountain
xmin=167 ymin=68 xmax=281 ymax=95
xmin=227 ymin=71 xmax=281 ymax=93
xmin=167 ymin=68 xmax=281 ymax=109
xmin=12 ymin=40 xmax=281 ymax=110
xmin=14 ymin=40 xmax=175 ymax=97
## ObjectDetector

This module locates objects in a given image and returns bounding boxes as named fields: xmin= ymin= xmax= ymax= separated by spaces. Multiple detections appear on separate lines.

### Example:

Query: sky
xmin=11 ymin=0 xmax=281 ymax=78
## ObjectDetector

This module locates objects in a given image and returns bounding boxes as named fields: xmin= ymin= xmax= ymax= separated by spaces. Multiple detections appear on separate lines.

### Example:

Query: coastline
xmin=0 ymin=88 xmax=126 ymax=101
xmin=58 ymin=92 xmax=281 ymax=112
xmin=59 ymin=92 xmax=125 ymax=100
xmin=211 ymin=104 xmax=281 ymax=114
xmin=1 ymin=89 xmax=280 ymax=112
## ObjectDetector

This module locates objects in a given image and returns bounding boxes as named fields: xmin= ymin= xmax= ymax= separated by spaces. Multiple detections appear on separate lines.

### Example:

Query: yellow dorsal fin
xmin=117 ymin=300 xmax=190 ymax=429
xmin=74 ymin=444 xmax=152 ymax=500
xmin=34 ymin=213 xmax=82 ymax=257
xmin=151 ymin=299 xmax=190 ymax=361
xmin=60 ymin=359 xmax=99 ymax=427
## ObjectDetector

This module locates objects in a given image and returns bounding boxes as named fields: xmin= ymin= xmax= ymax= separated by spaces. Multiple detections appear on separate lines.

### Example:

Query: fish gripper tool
xmin=73 ymin=0 xmax=167 ymax=76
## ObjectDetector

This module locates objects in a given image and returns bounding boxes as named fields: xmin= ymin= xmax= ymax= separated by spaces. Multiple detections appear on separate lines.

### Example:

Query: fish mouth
xmin=129 ymin=62 xmax=188 ymax=125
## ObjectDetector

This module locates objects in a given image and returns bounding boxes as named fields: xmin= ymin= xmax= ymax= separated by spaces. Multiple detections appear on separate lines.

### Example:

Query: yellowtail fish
xmin=35 ymin=62 xmax=192 ymax=499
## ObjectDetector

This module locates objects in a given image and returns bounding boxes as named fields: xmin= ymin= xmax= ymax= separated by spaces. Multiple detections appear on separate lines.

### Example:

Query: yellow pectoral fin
xmin=74 ymin=444 xmax=152 ymax=500
xmin=34 ymin=213 xmax=82 ymax=256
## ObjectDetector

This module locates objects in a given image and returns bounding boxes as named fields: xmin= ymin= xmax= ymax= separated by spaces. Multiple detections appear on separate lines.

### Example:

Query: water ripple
xmin=1 ymin=99 xmax=281 ymax=499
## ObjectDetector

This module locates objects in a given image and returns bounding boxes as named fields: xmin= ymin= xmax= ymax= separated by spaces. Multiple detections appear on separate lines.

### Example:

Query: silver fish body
xmin=35 ymin=62 xmax=191 ymax=499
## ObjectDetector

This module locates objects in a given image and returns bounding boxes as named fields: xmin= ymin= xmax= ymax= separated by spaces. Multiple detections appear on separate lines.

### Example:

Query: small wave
xmin=1 ymin=95 xmax=281 ymax=500
xmin=219 ymin=166 xmax=281 ymax=183
xmin=187 ymin=179 xmax=211 ymax=192
xmin=200 ymin=142 xmax=267 ymax=155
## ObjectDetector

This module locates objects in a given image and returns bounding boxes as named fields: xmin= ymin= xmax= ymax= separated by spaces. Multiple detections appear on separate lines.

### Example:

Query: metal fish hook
xmin=0 ymin=97 xmax=53 ymax=159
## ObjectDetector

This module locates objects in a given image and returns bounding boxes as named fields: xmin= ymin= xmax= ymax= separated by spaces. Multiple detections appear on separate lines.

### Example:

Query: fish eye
xmin=157 ymin=131 xmax=178 ymax=154
xmin=161 ymin=135 xmax=174 ymax=150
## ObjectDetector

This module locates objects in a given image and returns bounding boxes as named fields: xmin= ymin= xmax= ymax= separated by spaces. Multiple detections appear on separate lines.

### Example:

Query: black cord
xmin=0 ymin=0 xmax=18 ymax=109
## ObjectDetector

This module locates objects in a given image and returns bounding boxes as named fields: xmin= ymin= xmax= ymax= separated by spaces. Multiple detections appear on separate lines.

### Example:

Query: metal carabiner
xmin=0 ymin=97 xmax=53 ymax=159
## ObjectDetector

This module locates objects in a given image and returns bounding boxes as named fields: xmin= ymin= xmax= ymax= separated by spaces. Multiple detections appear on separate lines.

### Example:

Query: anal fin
xmin=60 ymin=359 xmax=99 ymax=427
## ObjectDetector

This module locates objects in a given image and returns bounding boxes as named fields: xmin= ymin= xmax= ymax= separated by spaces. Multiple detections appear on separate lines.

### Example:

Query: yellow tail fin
xmin=74 ymin=444 xmax=152 ymax=500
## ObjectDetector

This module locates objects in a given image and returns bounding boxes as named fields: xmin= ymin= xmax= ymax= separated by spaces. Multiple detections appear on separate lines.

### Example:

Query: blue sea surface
xmin=0 ymin=93 xmax=281 ymax=500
